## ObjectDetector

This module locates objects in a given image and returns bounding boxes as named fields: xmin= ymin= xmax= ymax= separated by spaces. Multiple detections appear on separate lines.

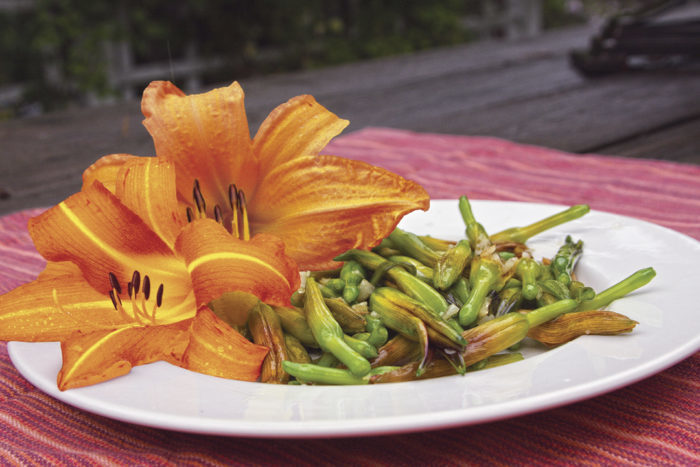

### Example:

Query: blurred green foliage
xmin=0 ymin=0 xmax=590 ymax=115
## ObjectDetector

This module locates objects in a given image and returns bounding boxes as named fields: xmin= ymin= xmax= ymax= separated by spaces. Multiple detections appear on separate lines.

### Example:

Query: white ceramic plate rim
xmin=9 ymin=200 xmax=700 ymax=438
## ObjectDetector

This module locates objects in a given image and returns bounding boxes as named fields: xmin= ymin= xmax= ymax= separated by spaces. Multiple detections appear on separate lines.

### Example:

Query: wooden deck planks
xmin=0 ymin=24 xmax=698 ymax=215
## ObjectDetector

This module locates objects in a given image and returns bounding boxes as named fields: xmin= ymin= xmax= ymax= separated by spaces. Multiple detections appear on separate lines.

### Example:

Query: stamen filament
xmin=238 ymin=191 xmax=250 ymax=241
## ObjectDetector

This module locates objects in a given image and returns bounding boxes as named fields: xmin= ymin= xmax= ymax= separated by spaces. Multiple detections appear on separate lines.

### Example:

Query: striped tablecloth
xmin=1 ymin=127 xmax=698 ymax=465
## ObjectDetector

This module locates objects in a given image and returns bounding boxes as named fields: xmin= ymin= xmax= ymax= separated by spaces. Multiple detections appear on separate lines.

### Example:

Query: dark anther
xmin=127 ymin=282 xmax=133 ymax=298
xmin=228 ymin=184 xmax=237 ymax=210
xmin=108 ymin=272 xmax=122 ymax=294
xmin=109 ymin=290 xmax=118 ymax=310
xmin=193 ymin=180 xmax=206 ymax=214
xmin=156 ymin=284 xmax=164 ymax=308
xmin=186 ymin=207 xmax=194 ymax=223
xmin=214 ymin=205 xmax=223 ymax=223
xmin=143 ymin=275 xmax=151 ymax=300
xmin=131 ymin=270 xmax=141 ymax=295
xmin=237 ymin=188 xmax=246 ymax=209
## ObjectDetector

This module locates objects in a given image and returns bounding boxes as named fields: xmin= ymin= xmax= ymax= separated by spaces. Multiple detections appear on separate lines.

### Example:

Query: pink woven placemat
xmin=1 ymin=127 xmax=698 ymax=465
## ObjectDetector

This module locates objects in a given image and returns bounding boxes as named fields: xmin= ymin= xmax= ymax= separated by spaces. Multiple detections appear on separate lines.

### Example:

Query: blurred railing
xmin=0 ymin=0 xmax=544 ymax=111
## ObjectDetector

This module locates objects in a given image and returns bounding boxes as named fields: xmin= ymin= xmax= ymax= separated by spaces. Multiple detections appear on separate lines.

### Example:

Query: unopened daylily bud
xmin=434 ymin=239 xmax=472 ymax=290
xmin=527 ymin=310 xmax=638 ymax=346
xmin=324 ymin=297 xmax=367 ymax=334
xmin=249 ymin=302 xmax=290 ymax=384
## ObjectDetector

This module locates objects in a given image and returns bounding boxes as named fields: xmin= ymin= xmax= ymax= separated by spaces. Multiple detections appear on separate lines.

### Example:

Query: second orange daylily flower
xmin=85 ymin=81 xmax=429 ymax=270
xmin=0 ymin=159 xmax=300 ymax=390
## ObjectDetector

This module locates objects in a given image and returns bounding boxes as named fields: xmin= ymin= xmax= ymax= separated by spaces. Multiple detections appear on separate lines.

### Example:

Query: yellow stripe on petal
xmin=175 ymin=219 xmax=299 ymax=308
xmin=187 ymin=252 xmax=290 ymax=288
xmin=59 ymin=326 xmax=137 ymax=385
xmin=55 ymin=194 xmax=179 ymax=279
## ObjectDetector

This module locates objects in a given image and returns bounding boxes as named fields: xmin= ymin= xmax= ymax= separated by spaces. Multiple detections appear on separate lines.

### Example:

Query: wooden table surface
xmin=1 ymin=24 xmax=699 ymax=216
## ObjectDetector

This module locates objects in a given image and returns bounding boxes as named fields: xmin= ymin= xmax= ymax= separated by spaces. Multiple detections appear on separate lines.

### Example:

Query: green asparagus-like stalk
xmin=458 ymin=196 xmax=491 ymax=252
xmin=282 ymin=361 xmax=399 ymax=385
xmin=578 ymin=267 xmax=656 ymax=312
xmin=490 ymin=204 xmax=590 ymax=244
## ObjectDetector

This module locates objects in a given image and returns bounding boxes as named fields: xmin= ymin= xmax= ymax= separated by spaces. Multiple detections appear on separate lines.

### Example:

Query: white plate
xmin=8 ymin=200 xmax=700 ymax=438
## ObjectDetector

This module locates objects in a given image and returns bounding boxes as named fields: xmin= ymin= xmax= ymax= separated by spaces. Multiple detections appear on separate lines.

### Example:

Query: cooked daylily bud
xmin=319 ymin=283 xmax=339 ymax=298
xmin=490 ymin=287 xmax=523 ymax=317
xmin=387 ymin=255 xmax=435 ymax=283
xmin=578 ymin=267 xmax=656 ymax=312
xmin=284 ymin=334 xmax=311 ymax=364
xmin=462 ymin=312 xmax=530 ymax=367
xmin=527 ymin=310 xmax=638 ymax=346
xmin=434 ymin=239 xmax=472 ymax=290
xmin=364 ymin=314 xmax=389 ymax=348
xmin=458 ymin=195 xmax=491 ymax=254
xmin=316 ymin=352 xmax=339 ymax=368
xmin=551 ymin=235 xmax=584 ymax=285
xmin=491 ymin=204 xmax=591 ymax=247
xmin=447 ymin=277 xmax=471 ymax=306
xmin=459 ymin=257 xmax=502 ymax=327
xmin=371 ymin=335 xmax=422 ymax=368
xmin=304 ymin=277 xmax=370 ymax=377
xmin=569 ymin=281 xmax=596 ymax=302
xmin=290 ymin=290 xmax=305 ymax=307
xmin=337 ymin=249 xmax=448 ymax=316
xmin=489 ymin=205 xmax=590 ymax=244
xmin=537 ymin=292 xmax=559 ymax=307
xmin=340 ymin=260 xmax=365 ymax=304
xmin=323 ymin=278 xmax=346 ymax=294
xmin=418 ymin=235 xmax=454 ymax=252
xmin=389 ymin=267 xmax=448 ymax=317
xmin=324 ymin=297 xmax=367 ymax=334
xmin=273 ymin=305 xmax=317 ymax=348
xmin=515 ymin=257 xmax=541 ymax=300
xmin=248 ymin=302 xmax=290 ymax=384
xmin=539 ymin=279 xmax=571 ymax=300
xmin=373 ymin=299 xmax=580 ymax=383
xmin=371 ymin=287 xmax=466 ymax=349
xmin=373 ymin=237 xmax=400 ymax=257
xmin=388 ymin=228 xmax=441 ymax=267
xmin=343 ymin=334 xmax=378 ymax=359
xmin=504 ymin=277 xmax=522 ymax=289
xmin=282 ymin=361 xmax=398 ymax=385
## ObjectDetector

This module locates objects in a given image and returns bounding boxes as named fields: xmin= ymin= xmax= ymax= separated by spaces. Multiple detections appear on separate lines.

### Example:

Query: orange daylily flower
xmin=86 ymin=81 xmax=429 ymax=270
xmin=0 ymin=159 xmax=299 ymax=390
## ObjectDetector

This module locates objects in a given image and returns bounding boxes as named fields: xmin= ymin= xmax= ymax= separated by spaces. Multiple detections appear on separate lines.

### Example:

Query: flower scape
xmin=0 ymin=81 xmax=654 ymax=389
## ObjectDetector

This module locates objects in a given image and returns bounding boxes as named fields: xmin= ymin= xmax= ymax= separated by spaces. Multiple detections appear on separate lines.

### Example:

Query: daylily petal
xmin=249 ymin=155 xmax=430 ymax=270
xmin=0 ymin=262 xmax=126 ymax=342
xmin=82 ymin=154 xmax=138 ymax=193
xmin=57 ymin=320 xmax=191 ymax=390
xmin=253 ymin=94 xmax=349 ymax=177
xmin=175 ymin=219 xmax=299 ymax=308
xmin=114 ymin=157 xmax=186 ymax=249
xmin=28 ymin=181 xmax=189 ymax=296
xmin=179 ymin=306 xmax=268 ymax=382
xmin=141 ymin=81 xmax=258 ymax=212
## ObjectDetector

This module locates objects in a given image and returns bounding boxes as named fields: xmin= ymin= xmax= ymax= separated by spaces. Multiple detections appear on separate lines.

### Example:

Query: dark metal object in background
xmin=571 ymin=0 xmax=700 ymax=76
